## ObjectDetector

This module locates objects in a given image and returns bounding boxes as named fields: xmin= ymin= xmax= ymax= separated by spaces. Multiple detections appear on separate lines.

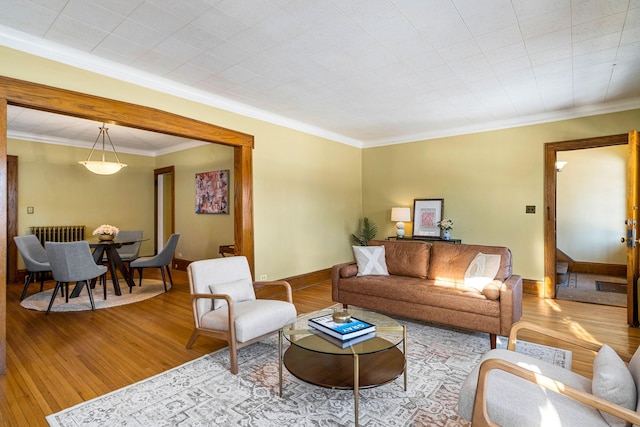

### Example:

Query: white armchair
xmin=186 ymin=256 xmax=297 ymax=374
xmin=458 ymin=321 xmax=640 ymax=426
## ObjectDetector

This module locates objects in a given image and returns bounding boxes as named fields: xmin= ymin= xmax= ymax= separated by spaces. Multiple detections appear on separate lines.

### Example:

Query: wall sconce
xmin=556 ymin=161 xmax=567 ymax=172
xmin=391 ymin=207 xmax=411 ymax=238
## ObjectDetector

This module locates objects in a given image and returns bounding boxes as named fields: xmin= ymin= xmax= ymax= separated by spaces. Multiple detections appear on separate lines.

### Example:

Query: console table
xmin=387 ymin=236 xmax=462 ymax=244
xmin=219 ymin=244 xmax=234 ymax=257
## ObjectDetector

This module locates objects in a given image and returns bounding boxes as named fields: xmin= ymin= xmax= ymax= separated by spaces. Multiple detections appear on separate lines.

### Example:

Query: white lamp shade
xmin=391 ymin=207 xmax=411 ymax=222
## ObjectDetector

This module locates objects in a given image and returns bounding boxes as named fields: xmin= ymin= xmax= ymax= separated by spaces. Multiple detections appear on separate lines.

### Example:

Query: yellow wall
xmin=557 ymin=145 xmax=627 ymax=264
xmin=4 ymin=46 xmax=640 ymax=282
xmin=9 ymin=138 xmax=156 ymax=267
xmin=1 ymin=47 xmax=362 ymax=280
xmin=363 ymin=111 xmax=640 ymax=280
xmin=155 ymin=143 xmax=234 ymax=262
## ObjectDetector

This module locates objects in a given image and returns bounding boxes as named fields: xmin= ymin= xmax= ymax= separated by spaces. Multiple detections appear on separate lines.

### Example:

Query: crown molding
xmin=0 ymin=26 xmax=364 ymax=149
xmin=1 ymin=25 xmax=639 ymax=150
xmin=6 ymin=130 xmax=206 ymax=157
xmin=366 ymin=97 xmax=640 ymax=148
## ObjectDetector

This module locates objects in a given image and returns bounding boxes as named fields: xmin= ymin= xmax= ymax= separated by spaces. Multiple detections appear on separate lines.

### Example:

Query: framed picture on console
xmin=412 ymin=198 xmax=443 ymax=237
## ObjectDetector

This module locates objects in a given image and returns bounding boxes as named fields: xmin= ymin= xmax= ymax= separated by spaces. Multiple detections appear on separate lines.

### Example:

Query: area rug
xmin=20 ymin=279 xmax=169 ymax=312
xmin=557 ymin=273 xmax=626 ymax=307
xmin=46 ymin=318 xmax=571 ymax=426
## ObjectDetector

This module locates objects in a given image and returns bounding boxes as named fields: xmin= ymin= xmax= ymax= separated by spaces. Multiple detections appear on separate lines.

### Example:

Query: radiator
xmin=30 ymin=225 xmax=86 ymax=245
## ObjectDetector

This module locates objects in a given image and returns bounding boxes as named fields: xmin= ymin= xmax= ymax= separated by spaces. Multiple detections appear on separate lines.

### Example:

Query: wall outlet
xmin=525 ymin=205 xmax=536 ymax=214
xmin=259 ymin=274 xmax=267 ymax=280
xmin=177 ymin=252 xmax=182 ymax=257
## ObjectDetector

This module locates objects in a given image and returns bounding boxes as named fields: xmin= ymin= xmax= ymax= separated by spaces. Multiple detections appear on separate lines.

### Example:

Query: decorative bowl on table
xmin=332 ymin=308 xmax=351 ymax=323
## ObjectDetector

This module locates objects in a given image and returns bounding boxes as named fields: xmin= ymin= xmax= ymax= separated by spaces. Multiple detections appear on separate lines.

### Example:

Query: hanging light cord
xmin=84 ymin=123 xmax=124 ymax=164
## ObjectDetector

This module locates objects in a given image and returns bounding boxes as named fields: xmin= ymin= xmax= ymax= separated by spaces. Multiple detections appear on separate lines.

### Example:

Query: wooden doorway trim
xmin=7 ymin=155 xmax=17 ymax=284
xmin=0 ymin=76 xmax=256 ymax=375
xmin=154 ymin=166 xmax=175 ymax=255
xmin=0 ymin=98 xmax=6 ymax=375
xmin=544 ymin=133 xmax=629 ymax=300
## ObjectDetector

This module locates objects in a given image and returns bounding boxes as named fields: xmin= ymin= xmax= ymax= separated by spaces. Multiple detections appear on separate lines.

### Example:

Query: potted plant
xmin=352 ymin=217 xmax=378 ymax=246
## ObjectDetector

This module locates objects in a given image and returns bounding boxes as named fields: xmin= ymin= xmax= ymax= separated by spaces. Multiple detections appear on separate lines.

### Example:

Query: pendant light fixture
xmin=78 ymin=123 xmax=127 ymax=175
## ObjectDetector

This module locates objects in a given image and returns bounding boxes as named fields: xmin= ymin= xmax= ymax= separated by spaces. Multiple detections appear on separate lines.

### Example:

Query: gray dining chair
xmin=102 ymin=230 xmax=143 ymax=266
xmin=45 ymin=241 xmax=108 ymax=314
xmin=130 ymin=233 xmax=180 ymax=292
xmin=14 ymin=235 xmax=51 ymax=301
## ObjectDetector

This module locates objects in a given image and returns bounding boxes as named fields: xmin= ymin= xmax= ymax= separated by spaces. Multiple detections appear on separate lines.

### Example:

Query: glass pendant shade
xmin=79 ymin=160 xmax=126 ymax=175
xmin=79 ymin=123 xmax=127 ymax=175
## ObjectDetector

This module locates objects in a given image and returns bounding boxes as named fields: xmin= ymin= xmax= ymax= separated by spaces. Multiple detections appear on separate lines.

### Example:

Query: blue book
xmin=314 ymin=331 xmax=376 ymax=348
xmin=308 ymin=314 xmax=376 ymax=340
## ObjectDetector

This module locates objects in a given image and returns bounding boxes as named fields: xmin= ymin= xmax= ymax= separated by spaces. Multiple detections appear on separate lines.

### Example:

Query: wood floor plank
xmin=1 ymin=269 xmax=639 ymax=426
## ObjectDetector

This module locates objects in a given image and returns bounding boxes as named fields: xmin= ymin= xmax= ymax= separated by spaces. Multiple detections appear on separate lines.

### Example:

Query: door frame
xmin=544 ymin=133 xmax=630 ymax=308
xmin=6 ymin=155 xmax=17 ymax=284
xmin=0 ymin=76 xmax=255 ymax=375
xmin=154 ymin=166 xmax=175 ymax=254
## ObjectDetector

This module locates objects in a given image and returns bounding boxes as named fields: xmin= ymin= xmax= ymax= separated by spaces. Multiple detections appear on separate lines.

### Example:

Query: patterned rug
xmin=20 ymin=279 xmax=169 ymax=312
xmin=46 ymin=318 xmax=571 ymax=426
xmin=557 ymin=273 xmax=626 ymax=307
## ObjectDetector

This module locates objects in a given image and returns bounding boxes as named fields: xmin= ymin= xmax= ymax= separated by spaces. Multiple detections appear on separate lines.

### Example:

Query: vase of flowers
xmin=438 ymin=218 xmax=453 ymax=240
xmin=93 ymin=224 xmax=119 ymax=241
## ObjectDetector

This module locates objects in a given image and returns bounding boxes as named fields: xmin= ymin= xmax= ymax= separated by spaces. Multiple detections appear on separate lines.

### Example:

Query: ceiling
xmin=1 ymin=0 xmax=640 ymax=154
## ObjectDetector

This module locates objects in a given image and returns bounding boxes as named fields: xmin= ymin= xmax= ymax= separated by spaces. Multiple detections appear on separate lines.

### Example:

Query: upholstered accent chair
xmin=458 ymin=320 xmax=640 ymax=426
xmin=186 ymin=256 xmax=297 ymax=374
xmin=44 ymin=241 xmax=108 ymax=314
xmin=130 ymin=233 xmax=179 ymax=292
xmin=14 ymin=235 xmax=51 ymax=301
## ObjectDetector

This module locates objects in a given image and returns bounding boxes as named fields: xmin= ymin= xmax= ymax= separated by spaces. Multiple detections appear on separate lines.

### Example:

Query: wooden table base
xmin=283 ymin=343 xmax=405 ymax=389
xmin=281 ymin=335 xmax=406 ymax=427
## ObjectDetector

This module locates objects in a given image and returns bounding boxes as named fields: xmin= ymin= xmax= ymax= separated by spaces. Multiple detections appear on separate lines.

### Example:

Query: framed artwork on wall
xmin=195 ymin=169 xmax=229 ymax=214
xmin=412 ymin=198 xmax=444 ymax=237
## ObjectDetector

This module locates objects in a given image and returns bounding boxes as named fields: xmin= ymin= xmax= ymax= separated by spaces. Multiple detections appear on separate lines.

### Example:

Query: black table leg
xmin=70 ymin=245 xmax=106 ymax=298
xmin=104 ymin=246 xmax=123 ymax=296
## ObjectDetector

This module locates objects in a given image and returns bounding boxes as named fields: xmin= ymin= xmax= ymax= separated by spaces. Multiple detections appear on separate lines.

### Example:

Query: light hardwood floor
xmin=2 ymin=269 xmax=639 ymax=426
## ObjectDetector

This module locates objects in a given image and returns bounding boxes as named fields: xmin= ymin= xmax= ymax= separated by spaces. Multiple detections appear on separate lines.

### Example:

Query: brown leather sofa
xmin=332 ymin=239 xmax=523 ymax=348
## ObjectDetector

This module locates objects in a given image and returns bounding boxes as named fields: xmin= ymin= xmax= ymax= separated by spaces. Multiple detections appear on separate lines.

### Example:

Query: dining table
xmin=69 ymin=238 xmax=142 ymax=297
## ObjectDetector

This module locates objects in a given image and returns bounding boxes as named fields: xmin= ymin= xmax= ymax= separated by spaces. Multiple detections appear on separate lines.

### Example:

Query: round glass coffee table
xmin=278 ymin=308 xmax=407 ymax=427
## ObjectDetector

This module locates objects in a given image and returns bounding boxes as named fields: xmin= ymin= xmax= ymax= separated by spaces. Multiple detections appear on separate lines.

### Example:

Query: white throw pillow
xmin=353 ymin=245 xmax=389 ymax=276
xmin=464 ymin=252 xmax=501 ymax=292
xmin=592 ymin=344 xmax=636 ymax=427
xmin=209 ymin=278 xmax=256 ymax=310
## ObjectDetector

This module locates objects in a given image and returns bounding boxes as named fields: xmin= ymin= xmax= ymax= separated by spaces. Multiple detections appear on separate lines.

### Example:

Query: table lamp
xmin=391 ymin=207 xmax=411 ymax=238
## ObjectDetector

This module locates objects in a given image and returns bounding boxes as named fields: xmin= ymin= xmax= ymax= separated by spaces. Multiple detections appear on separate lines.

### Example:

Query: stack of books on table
xmin=308 ymin=314 xmax=376 ymax=348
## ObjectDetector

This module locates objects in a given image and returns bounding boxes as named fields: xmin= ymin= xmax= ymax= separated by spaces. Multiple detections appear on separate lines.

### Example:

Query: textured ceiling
xmin=1 ymin=0 xmax=640 ymax=153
